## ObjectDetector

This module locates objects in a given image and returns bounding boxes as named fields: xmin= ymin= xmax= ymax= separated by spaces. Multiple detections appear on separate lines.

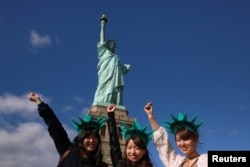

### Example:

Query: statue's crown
xmin=71 ymin=114 xmax=107 ymax=134
xmin=119 ymin=121 xmax=154 ymax=146
xmin=163 ymin=112 xmax=204 ymax=135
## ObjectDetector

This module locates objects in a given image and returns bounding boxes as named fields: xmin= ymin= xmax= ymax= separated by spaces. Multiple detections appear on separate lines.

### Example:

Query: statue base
xmin=88 ymin=103 xmax=134 ymax=166
xmin=92 ymin=102 xmax=127 ymax=110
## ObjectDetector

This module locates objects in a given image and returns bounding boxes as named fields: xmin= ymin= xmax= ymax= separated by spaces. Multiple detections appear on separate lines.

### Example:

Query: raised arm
xmin=144 ymin=102 xmax=160 ymax=130
xmin=144 ymin=102 xmax=184 ymax=167
xmin=107 ymin=104 xmax=123 ymax=166
xmin=100 ymin=14 xmax=107 ymax=44
xmin=29 ymin=92 xmax=71 ymax=157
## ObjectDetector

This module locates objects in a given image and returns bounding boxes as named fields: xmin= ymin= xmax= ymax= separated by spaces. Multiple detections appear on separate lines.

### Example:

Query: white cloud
xmin=0 ymin=93 xmax=51 ymax=119
xmin=0 ymin=93 xmax=78 ymax=167
xmin=30 ymin=30 xmax=52 ymax=48
xmin=0 ymin=122 xmax=77 ymax=167
xmin=62 ymin=105 xmax=74 ymax=112
xmin=0 ymin=93 xmax=36 ymax=117
xmin=227 ymin=128 xmax=241 ymax=136
xmin=240 ymin=104 xmax=249 ymax=112
xmin=74 ymin=96 xmax=85 ymax=103
xmin=55 ymin=37 xmax=61 ymax=47
xmin=0 ymin=122 xmax=58 ymax=167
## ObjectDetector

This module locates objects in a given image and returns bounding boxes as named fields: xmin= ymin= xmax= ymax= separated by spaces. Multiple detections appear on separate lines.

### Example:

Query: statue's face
xmin=107 ymin=41 xmax=116 ymax=52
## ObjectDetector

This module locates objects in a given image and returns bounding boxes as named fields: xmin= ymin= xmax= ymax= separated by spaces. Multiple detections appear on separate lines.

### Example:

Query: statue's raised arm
xmin=99 ymin=15 xmax=107 ymax=44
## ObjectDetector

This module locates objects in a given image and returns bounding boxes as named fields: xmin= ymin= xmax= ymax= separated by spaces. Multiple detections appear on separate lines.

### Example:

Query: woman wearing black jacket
xmin=29 ymin=92 xmax=108 ymax=167
xmin=106 ymin=104 xmax=153 ymax=167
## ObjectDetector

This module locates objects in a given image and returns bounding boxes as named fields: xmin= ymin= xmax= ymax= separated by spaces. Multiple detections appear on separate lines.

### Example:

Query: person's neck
xmin=186 ymin=152 xmax=199 ymax=160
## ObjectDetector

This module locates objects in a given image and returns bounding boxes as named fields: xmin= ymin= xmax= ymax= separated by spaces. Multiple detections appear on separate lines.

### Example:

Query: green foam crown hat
xmin=71 ymin=114 xmax=107 ymax=134
xmin=163 ymin=112 xmax=204 ymax=135
xmin=119 ymin=121 xmax=154 ymax=146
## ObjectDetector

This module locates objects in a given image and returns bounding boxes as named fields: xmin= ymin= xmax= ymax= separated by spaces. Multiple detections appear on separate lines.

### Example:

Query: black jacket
xmin=38 ymin=102 xmax=107 ymax=167
xmin=107 ymin=112 xmax=126 ymax=167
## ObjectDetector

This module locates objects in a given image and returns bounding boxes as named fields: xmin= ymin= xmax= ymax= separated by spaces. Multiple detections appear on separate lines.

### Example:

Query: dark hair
xmin=75 ymin=129 xmax=105 ymax=166
xmin=123 ymin=136 xmax=153 ymax=167
xmin=175 ymin=128 xmax=199 ymax=141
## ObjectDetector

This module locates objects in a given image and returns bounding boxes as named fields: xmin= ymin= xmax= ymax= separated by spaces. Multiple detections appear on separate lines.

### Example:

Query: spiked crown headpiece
xmin=163 ymin=113 xmax=204 ymax=136
xmin=71 ymin=114 xmax=107 ymax=134
xmin=119 ymin=121 xmax=154 ymax=146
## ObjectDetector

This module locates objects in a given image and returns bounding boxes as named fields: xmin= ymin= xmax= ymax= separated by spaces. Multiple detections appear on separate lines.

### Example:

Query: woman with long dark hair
xmin=106 ymin=104 xmax=153 ymax=167
xmin=29 ymin=92 xmax=108 ymax=167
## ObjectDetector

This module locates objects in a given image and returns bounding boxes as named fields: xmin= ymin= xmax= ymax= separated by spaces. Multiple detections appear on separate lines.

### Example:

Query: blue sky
xmin=1 ymin=0 xmax=250 ymax=166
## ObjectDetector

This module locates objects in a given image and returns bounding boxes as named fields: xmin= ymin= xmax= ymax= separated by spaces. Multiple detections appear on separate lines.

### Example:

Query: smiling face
xmin=175 ymin=128 xmax=199 ymax=157
xmin=125 ymin=136 xmax=147 ymax=163
xmin=83 ymin=133 xmax=99 ymax=152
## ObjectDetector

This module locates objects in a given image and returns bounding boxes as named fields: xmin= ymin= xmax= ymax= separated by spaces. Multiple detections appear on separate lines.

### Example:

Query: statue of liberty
xmin=93 ymin=15 xmax=131 ymax=107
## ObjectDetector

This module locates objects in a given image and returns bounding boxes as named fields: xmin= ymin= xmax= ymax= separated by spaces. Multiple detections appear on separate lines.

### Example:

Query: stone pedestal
xmin=88 ymin=105 xmax=134 ymax=166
